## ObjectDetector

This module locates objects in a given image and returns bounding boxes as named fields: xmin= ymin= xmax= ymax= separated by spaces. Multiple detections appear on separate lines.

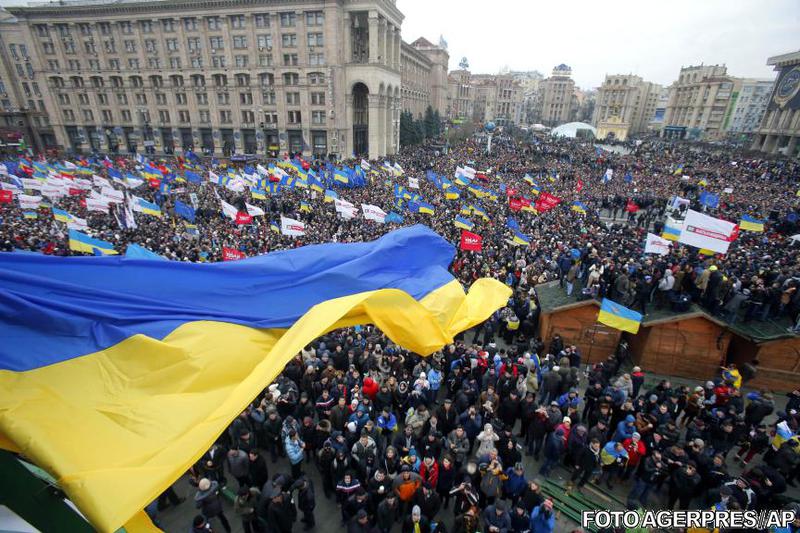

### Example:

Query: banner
xmin=459 ymin=230 xmax=482 ymax=251
xmin=235 ymin=212 xmax=253 ymax=225
xmin=644 ymin=233 xmax=672 ymax=255
xmin=361 ymin=203 xmax=387 ymax=223
xmin=679 ymin=209 xmax=737 ymax=254
xmin=534 ymin=192 xmax=561 ymax=213
xmin=280 ymin=215 xmax=306 ymax=236
xmin=509 ymin=198 xmax=523 ymax=211
xmin=222 ymin=247 xmax=245 ymax=261
xmin=408 ymin=177 xmax=419 ymax=189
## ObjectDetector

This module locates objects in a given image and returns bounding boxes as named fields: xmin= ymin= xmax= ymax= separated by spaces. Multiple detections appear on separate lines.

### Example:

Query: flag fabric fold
xmin=0 ymin=225 xmax=510 ymax=533
xmin=597 ymin=298 xmax=643 ymax=334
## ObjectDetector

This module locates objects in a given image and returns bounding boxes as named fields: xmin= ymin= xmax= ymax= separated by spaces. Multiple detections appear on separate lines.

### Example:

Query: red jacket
xmin=622 ymin=438 xmax=647 ymax=466
xmin=362 ymin=377 xmax=379 ymax=401
xmin=419 ymin=460 xmax=439 ymax=487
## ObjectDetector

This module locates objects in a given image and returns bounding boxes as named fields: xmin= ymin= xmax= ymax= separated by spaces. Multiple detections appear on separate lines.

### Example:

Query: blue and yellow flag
xmin=512 ymin=230 xmax=531 ymax=246
xmin=23 ymin=211 xmax=38 ymax=219
xmin=454 ymin=216 xmax=474 ymax=230
xmin=471 ymin=204 xmax=488 ymax=220
xmin=137 ymin=198 xmax=162 ymax=217
xmin=270 ymin=220 xmax=280 ymax=233
xmin=460 ymin=205 xmax=472 ymax=215
xmin=597 ymin=298 xmax=642 ymax=334
xmin=300 ymin=201 xmax=311 ymax=213
xmin=572 ymin=201 xmax=587 ymax=214
xmin=52 ymin=207 xmax=70 ymax=223
xmin=0 ymin=226 xmax=510 ymax=533
xmin=739 ymin=214 xmax=765 ymax=232
xmin=68 ymin=229 xmax=119 ymax=255
xmin=324 ymin=189 xmax=338 ymax=203
xmin=250 ymin=188 xmax=267 ymax=200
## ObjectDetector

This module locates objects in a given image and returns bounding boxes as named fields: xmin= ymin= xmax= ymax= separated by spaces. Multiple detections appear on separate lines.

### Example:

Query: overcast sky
xmin=1 ymin=0 xmax=796 ymax=89
xmin=398 ymin=0 xmax=800 ymax=89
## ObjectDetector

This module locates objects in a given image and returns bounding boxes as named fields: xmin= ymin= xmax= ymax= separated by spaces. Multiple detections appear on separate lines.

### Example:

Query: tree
xmin=399 ymin=110 xmax=415 ymax=147
xmin=432 ymin=110 xmax=442 ymax=137
xmin=424 ymin=105 xmax=437 ymax=139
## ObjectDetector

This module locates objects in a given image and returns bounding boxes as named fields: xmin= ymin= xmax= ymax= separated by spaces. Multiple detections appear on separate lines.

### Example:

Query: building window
xmin=242 ymin=110 xmax=255 ymax=123
xmin=147 ymin=57 xmax=162 ymax=69
xmin=104 ymin=39 xmax=116 ymax=54
xmin=309 ymin=53 xmax=325 ymax=66
xmin=217 ymin=92 xmax=230 ymax=105
xmin=230 ymin=15 xmax=246 ymax=29
xmin=257 ymin=34 xmax=273 ymax=49
xmin=162 ymin=19 xmax=175 ymax=32
xmin=155 ymin=93 xmax=167 ymax=105
xmin=282 ymin=54 xmax=298 ymax=66
xmin=207 ymin=17 xmax=221 ymax=31
xmin=97 ymin=93 xmax=108 ymax=105
xmin=140 ymin=20 xmax=153 ymax=34
xmin=78 ymin=93 xmax=89 ymax=105
xmin=311 ymin=92 xmax=325 ymax=105
xmin=57 ymin=24 xmax=71 ymax=38
xmin=281 ymin=33 xmax=297 ymax=47
xmin=307 ymin=33 xmax=324 ymax=47
xmin=158 ymin=109 xmax=170 ymax=123
xmin=254 ymin=14 xmax=270 ymax=28
xmin=145 ymin=39 xmax=157 ymax=53
xmin=83 ymin=109 xmax=94 ymax=122
xmin=187 ymin=37 xmax=201 ymax=51
xmin=128 ymin=58 xmax=140 ymax=69
xmin=124 ymin=40 xmax=137 ymax=53
xmin=308 ymin=72 xmax=325 ymax=85
xmin=286 ymin=92 xmax=300 ymax=105
xmin=170 ymin=57 xmax=181 ymax=69
xmin=259 ymin=72 xmax=274 ymax=86
xmin=235 ymin=55 xmax=248 ymax=68
xmin=264 ymin=112 xmax=278 ymax=125
xmin=191 ymin=57 xmax=203 ymax=68
xmin=43 ymin=42 xmax=55 ymax=55
xmin=220 ymin=110 xmax=232 ymax=123
xmin=135 ymin=93 xmax=147 ymax=105
xmin=288 ymin=110 xmax=301 ymax=124
xmin=78 ymin=23 xmax=92 ymax=36
xmin=306 ymin=11 xmax=324 ymax=26
xmin=196 ymin=92 xmax=208 ymax=105
xmin=199 ymin=110 xmax=210 ymax=123
xmin=259 ymin=54 xmax=273 ymax=67
xmin=283 ymin=72 xmax=299 ymax=85
xmin=183 ymin=17 xmax=198 ymax=31
xmin=280 ymin=13 xmax=296 ymax=27
xmin=166 ymin=38 xmax=179 ymax=51
xmin=176 ymin=92 xmax=187 ymax=105
xmin=233 ymin=36 xmax=247 ymax=49
xmin=35 ymin=24 xmax=49 ymax=37
xmin=209 ymin=36 xmax=224 ymax=50
xmin=212 ymin=56 xmax=226 ymax=68
xmin=58 ymin=93 xmax=70 ymax=105
xmin=68 ymin=60 xmax=81 ymax=71
xmin=121 ymin=109 xmax=132 ymax=122
xmin=240 ymin=92 xmax=253 ymax=105
xmin=235 ymin=73 xmax=250 ymax=86
xmin=116 ymin=93 xmax=128 ymax=105
xmin=311 ymin=110 xmax=325 ymax=124
xmin=179 ymin=110 xmax=190 ymax=123
xmin=64 ymin=41 xmax=76 ymax=54
xmin=101 ymin=109 xmax=113 ymax=122
xmin=262 ymin=90 xmax=276 ymax=105
xmin=63 ymin=109 xmax=75 ymax=121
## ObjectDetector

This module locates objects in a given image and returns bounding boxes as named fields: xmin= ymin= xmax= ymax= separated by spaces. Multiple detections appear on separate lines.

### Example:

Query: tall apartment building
xmin=537 ymin=64 xmax=576 ymax=127
xmin=593 ymin=74 xmax=662 ymax=141
xmin=399 ymin=37 xmax=448 ymax=118
xmin=0 ymin=0 xmax=446 ymax=159
xmin=724 ymin=78 xmax=773 ymax=137
xmin=662 ymin=64 xmax=741 ymax=141
xmin=446 ymin=68 xmax=473 ymax=123
xmin=470 ymin=73 xmax=523 ymax=126
xmin=751 ymin=50 xmax=800 ymax=157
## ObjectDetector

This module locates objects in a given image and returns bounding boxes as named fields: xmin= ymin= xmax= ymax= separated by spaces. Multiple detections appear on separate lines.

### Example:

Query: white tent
xmin=550 ymin=122 xmax=597 ymax=139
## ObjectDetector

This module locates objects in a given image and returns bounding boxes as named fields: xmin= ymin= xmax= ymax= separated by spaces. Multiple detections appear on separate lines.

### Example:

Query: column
xmin=152 ymin=127 xmax=163 ymax=153
xmin=343 ymin=12 xmax=352 ymax=63
xmin=95 ymin=126 xmax=108 ymax=152
xmin=172 ymin=130 xmax=183 ymax=155
xmin=786 ymin=135 xmax=798 ymax=158
xmin=384 ymin=96 xmax=393 ymax=155
xmin=233 ymin=130 xmax=243 ymax=154
xmin=345 ymin=93 xmax=354 ymax=158
xmin=368 ymin=94 xmax=381 ymax=159
xmin=212 ymin=129 xmax=222 ymax=156
xmin=377 ymin=18 xmax=386 ymax=65
xmin=368 ymin=11 xmax=379 ymax=64
xmin=256 ymin=129 xmax=265 ymax=153
xmin=394 ymin=29 xmax=401 ymax=69
xmin=385 ymin=24 xmax=394 ymax=69
xmin=375 ymin=94 xmax=385 ymax=156
xmin=191 ymin=129 xmax=201 ymax=152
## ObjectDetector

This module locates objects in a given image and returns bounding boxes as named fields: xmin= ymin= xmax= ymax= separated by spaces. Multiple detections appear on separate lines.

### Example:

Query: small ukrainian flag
xmin=512 ymin=230 xmax=531 ymax=247
xmin=270 ymin=220 xmax=280 ymax=233
xmin=300 ymin=201 xmax=311 ymax=213
xmin=324 ymin=190 xmax=338 ymax=203
xmin=417 ymin=201 xmax=434 ymax=215
xmin=53 ymin=207 xmax=71 ymax=223
xmin=68 ymin=229 xmax=118 ymax=256
xmin=334 ymin=170 xmax=349 ymax=184
xmin=471 ymin=204 xmax=488 ymax=220
xmin=454 ymin=216 xmax=474 ymax=231
xmin=445 ymin=190 xmax=460 ymax=200
xmin=572 ymin=201 xmax=587 ymax=214
xmin=739 ymin=214 xmax=765 ymax=232
xmin=597 ymin=298 xmax=642 ymax=334
xmin=23 ymin=211 xmax=38 ymax=219
xmin=460 ymin=205 xmax=472 ymax=215
xmin=251 ymin=188 xmax=267 ymax=200
xmin=138 ymin=198 xmax=162 ymax=217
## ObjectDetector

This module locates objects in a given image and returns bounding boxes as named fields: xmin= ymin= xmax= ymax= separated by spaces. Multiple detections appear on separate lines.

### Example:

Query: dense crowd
xmin=3 ymin=134 xmax=800 ymax=533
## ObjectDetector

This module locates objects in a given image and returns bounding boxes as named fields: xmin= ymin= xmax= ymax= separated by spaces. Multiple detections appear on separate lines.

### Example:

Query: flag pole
xmin=586 ymin=319 xmax=600 ymax=364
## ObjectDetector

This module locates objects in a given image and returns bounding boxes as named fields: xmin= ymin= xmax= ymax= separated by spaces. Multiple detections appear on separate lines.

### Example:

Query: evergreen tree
xmin=424 ymin=105 xmax=436 ymax=138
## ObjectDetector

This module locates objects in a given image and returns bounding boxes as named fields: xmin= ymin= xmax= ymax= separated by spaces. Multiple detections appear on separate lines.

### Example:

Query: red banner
xmin=68 ymin=188 xmax=84 ymax=196
xmin=509 ymin=198 xmax=523 ymax=212
xmin=459 ymin=230 xmax=483 ymax=251
xmin=269 ymin=174 xmax=281 ymax=182
xmin=534 ymin=192 xmax=562 ymax=213
xmin=235 ymin=212 xmax=253 ymax=225
xmin=576 ymin=179 xmax=584 ymax=192
xmin=222 ymin=247 xmax=246 ymax=261
xmin=0 ymin=190 xmax=12 ymax=203
xmin=626 ymin=199 xmax=639 ymax=213
xmin=506 ymin=187 xmax=517 ymax=198
xmin=148 ymin=178 xmax=161 ymax=189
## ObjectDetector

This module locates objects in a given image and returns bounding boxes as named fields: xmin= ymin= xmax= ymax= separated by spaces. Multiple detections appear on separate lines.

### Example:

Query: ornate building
xmin=399 ymin=37 xmax=448 ymax=118
xmin=0 ymin=0 xmax=446 ymax=159
xmin=751 ymin=50 xmax=800 ymax=157
xmin=592 ymin=74 xmax=662 ymax=141
xmin=537 ymin=64 xmax=577 ymax=127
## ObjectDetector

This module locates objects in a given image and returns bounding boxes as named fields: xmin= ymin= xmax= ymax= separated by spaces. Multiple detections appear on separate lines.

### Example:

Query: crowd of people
xmin=3 ymin=133 xmax=800 ymax=533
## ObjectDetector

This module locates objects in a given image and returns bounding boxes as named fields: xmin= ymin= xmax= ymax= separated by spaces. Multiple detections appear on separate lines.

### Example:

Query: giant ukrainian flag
xmin=597 ymin=298 xmax=643 ymax=334
xmin=0 ymin=225 xmax=509 ymax=532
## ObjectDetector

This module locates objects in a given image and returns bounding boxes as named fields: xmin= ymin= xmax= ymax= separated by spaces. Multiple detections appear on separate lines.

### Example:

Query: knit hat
xmin=412 ymin=505 xmax=421 ymax=518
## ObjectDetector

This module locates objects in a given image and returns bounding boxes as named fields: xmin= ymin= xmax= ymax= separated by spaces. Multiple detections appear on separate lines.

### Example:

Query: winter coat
xmin=285 ymin=435 xmax=305 ymax=465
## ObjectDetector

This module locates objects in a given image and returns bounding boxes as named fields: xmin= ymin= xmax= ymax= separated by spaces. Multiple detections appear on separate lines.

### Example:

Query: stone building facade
xmin=537 ymin=64 xmax=576 ymax=127
xmin=751 ymin=50 xmax=800 ymax=158
xmin=0 ymin=0 xmax=446 ymax=158
xmin=593 ymin=74 xmax=662 ymax=141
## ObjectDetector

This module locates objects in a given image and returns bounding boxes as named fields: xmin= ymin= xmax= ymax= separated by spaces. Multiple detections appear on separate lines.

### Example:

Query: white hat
xmin=419 ymin=372 xmax=426 ymax=379
xmin=198 ymin=478 xmax=211 ymax=491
